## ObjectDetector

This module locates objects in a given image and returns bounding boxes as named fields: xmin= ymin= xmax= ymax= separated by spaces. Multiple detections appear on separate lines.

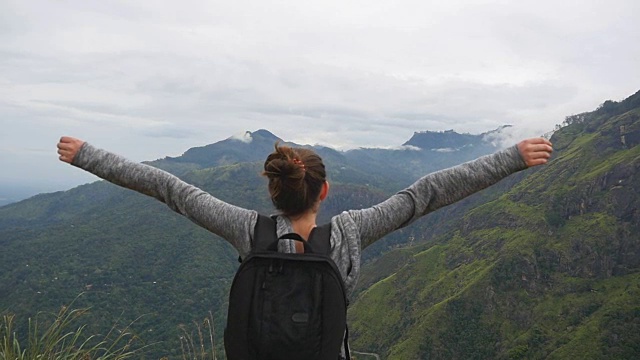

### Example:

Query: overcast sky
xmin=1 ymin=0 xmax=639 ymax=200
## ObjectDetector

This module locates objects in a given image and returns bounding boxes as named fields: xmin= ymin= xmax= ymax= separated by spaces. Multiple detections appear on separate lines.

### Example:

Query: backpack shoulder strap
xmin=251 ymin=214 xmax=332 ymax=255
xmin=305 ymin=223 xmax=332 ymax=255
xmin=252 ymin=214 xmax=279 ymax=252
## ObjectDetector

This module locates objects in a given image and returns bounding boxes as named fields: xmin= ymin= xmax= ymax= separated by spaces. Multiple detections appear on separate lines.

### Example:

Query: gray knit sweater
xmin=72 ymin=143 xmax=527 ymax=295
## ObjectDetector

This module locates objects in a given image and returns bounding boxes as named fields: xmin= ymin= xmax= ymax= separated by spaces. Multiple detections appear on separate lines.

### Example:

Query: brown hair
xmin=262 ymin=143 xmax=327 ymax=216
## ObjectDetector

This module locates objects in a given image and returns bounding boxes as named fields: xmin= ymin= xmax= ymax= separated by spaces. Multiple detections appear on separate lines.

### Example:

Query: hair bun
xmin=262 ymin=142 xmax=326 ymax=216
xmin=263 ymin=144 xmax=306 ymax=190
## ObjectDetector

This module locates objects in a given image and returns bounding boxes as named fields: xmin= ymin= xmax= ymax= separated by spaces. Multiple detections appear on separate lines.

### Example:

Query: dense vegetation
xmin=1 ymin=89 xmax=638 ymax=358
xmin=349 ymin=90 xmax=640 ymax=358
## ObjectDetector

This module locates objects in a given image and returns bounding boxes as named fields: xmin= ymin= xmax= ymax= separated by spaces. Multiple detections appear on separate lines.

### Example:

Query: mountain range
xmin=1 ymin=89 xmax=639 ymax=359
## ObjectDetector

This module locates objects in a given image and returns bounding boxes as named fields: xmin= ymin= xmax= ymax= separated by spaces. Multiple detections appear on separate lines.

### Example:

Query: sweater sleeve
xmin=72 ymin=143 xmax=256 ymax=256
xmin=348 ymin=145 xmax=528 ymax=249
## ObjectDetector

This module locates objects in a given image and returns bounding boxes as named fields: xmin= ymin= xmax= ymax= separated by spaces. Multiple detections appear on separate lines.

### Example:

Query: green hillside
xmin=349 ymin=91 xmax=640 ymax=359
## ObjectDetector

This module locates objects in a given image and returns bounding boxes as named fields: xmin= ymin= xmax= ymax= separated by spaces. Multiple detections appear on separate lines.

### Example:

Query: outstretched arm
xmin=57 ymin=136 xmax=256 ymax=255
xmin=350 ymin=138 xmax=553 ymax=249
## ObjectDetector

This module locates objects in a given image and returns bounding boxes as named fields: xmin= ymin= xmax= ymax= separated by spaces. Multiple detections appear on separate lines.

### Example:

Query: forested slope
xmin=349 ymin=90 xmax=640 ymax=359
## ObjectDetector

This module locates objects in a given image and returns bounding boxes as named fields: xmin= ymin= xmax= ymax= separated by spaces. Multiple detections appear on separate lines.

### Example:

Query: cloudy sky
xmin=1 ymin=0 xmax=639 ymax=201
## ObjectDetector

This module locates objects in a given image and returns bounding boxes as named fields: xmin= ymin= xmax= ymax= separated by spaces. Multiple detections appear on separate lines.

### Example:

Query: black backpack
xmin=224 ymin=215 xmax=349 ymax=360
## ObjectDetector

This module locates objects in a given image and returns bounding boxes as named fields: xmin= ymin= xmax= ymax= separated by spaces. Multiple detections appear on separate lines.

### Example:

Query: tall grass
xmin=177 ymin=312 xmax=217 ymax=360
xmin=0 ymin=298 xmax=144 ymax=360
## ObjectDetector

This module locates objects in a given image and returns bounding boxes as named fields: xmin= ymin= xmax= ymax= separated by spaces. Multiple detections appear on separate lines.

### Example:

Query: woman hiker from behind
xmin=57 ymin=135 xmax=552 ymax=359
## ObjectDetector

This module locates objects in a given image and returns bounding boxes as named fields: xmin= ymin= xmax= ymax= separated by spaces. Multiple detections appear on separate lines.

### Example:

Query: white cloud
xmin=432 ymin=148 xmax=457 ymax=153
xmin=230 ymin=131 xmax=253 ymax=143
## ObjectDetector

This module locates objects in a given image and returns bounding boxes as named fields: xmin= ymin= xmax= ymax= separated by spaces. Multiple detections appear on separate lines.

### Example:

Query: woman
xmin=57 ymin=135 xmax=552 ymax=356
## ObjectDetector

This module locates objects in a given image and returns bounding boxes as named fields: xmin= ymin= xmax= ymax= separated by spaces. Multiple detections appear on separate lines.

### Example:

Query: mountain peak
xmin=251 ymin=129 xmax=281 ymax=142
xmin=403 ymin=129 xmax=486 ymax=150
xmin=168 ymin=129 xmax=284 ymax=168
xmin=227 ymin=129 xmax=281 ymax=144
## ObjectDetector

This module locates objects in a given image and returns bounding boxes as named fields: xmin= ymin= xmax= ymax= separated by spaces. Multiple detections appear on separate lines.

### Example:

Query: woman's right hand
xmin=517 ymin=137 xmax=553 ymax=167
xmin=57 ymin=136 xmax=85 ymax=163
